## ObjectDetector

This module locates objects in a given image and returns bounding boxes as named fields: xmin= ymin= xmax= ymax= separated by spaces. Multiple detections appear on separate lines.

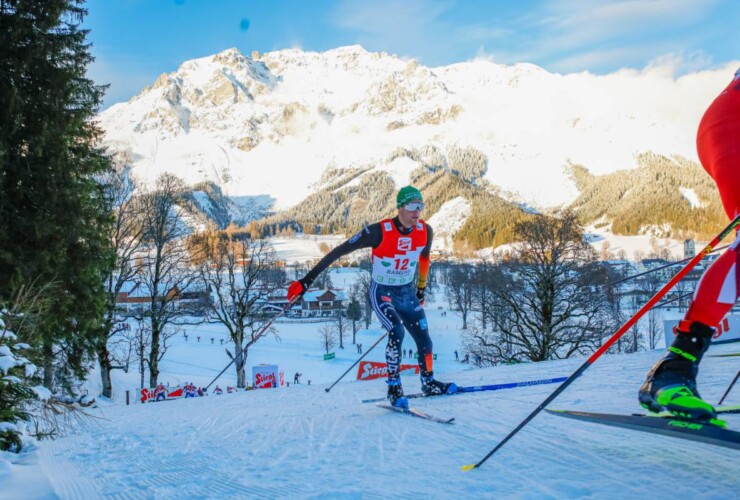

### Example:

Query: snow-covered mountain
xmin=98 ymin=45 xmax=738 ymax=238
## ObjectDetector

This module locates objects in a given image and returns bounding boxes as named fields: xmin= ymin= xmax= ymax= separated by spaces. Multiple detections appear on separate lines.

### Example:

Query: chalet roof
xmin=303 ymin=288 xmax=348 ymax=302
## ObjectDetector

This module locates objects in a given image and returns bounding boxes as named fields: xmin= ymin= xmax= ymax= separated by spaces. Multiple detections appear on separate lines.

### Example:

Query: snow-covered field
xmin=2 ymin=264 xmax=739 ymax=498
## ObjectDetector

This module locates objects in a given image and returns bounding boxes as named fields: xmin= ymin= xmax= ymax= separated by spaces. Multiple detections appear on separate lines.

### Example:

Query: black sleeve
xmin=421 ymin=223 xmax=433 ymax=258
xmin=303 ymin=223 xmax=382 ymax=285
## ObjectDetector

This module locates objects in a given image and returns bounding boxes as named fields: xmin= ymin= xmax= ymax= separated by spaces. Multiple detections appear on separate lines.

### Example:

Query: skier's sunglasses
xmin=402 ymin=202 xmax=425 ymax=212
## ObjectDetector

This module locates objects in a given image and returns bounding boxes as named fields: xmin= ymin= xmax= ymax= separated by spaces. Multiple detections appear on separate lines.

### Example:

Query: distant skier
xmin=639 ymin=68 xmax=740 ymax=421
xmin=154 ymin=383 xmax=167 ymax=402
xmin=288 ymin=186 xmax=457 ymax=409
xmin=214 ymin=386 xmax=223 ymax=395
xmin=294 ymin=372 xmax=301 ymax=384
xmin=454 ymin=350 xmax=459 ymax=362
xmin=184 ymin=382 xmax=197 ymax=398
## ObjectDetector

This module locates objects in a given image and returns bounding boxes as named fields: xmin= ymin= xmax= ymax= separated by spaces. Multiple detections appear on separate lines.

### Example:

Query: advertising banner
xmin=663 ymin=315 xmax=740 ymax=348
xmin=140 ymin=384 xmax=185 ymax=403
xmin=356 ymin=361 xmax=420 ymax=381
xmin=252 ymin=364 xmax=284 ymax=389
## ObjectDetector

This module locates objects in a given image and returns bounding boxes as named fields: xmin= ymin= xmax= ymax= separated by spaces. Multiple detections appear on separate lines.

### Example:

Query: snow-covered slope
xmin=20 ymin=335 xmax=740 ymax=498
xmin=4 ymin=267 xmax=738 ymax=497
xmin=99 ymin=45 xmax=739 ymax=212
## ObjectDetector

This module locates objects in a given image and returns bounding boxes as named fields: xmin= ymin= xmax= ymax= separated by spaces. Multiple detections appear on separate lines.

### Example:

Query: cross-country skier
xmin=287 ymin=186 xmax=457 ymax=408
xmin=639 ymin=68 xmax=740 ymax=421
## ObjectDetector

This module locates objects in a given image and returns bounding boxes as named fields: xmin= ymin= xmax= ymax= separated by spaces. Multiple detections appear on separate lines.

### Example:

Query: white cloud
xmin=504 ymin=0 xmax=718 ymax=71
xmin=330 ymin=0 xmax=722 ymax=74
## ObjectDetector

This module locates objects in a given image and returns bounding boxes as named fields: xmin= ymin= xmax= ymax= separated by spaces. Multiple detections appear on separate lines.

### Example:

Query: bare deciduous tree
xmin=346 ymin=292 xmax=363 ymax=344
xmin=96 ymin=168 xmax=145 ymax=398
xmin=469 ymin=212 xmax=612 ymax=363
xmin=195 ymin=232 xmax=284 ymax=387
xmin=136 ymin=174 xmax=201 ymax=388
xmin=319 ymin=323 xmax=338 ymax=354
xmin=446 ymin=264 xmax=474 ymax=330
xmin=355 ymin=257 xmax=374 ymax=329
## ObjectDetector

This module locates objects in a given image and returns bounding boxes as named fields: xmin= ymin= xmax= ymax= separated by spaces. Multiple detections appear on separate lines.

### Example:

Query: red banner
xmin=356 ymin=361 xmax=420 ymax=381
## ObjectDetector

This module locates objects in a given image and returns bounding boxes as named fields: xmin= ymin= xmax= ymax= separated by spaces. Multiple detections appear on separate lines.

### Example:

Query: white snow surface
xmin=2 ymin=266 xmax=738 ymax=498
xmin=98 ymin=46 xmax=740 ymax=211
xmin=679 ymin=187 xmax=704 ymax=209
xmin=427 ymin=196 xmax=472 ymax=251
xmin=268 ymin=234 xmax=347 ymax=264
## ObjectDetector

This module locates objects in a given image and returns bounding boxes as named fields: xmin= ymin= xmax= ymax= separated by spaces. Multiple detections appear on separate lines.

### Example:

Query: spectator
xmin=454 ymin=350 xmax=459 ymax=362
xmin=294 ymin=372 xmax=302 ymax=384
xmin=154 ymin=383 xmax=167 ymax=402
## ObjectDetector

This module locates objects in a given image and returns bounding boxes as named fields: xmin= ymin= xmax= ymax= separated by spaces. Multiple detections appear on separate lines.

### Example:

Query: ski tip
xmin=545 ymin=409 xmax=565 ymax=415
xmin=461 ymin=464 xmax=477 ymax=472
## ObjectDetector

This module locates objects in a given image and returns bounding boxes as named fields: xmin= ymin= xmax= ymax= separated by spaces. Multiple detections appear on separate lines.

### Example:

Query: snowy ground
xmin=2 ymin=265 xmax=738 ymax=498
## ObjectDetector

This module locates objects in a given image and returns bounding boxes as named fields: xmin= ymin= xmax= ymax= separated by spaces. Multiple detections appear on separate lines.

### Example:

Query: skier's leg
xmin=370 ymin=282 xmax=407 ymax=407
xmin=640 ymin=73 xmax=740 ymax=420
xmin=397 ymin=290 xmax=457 ymax=395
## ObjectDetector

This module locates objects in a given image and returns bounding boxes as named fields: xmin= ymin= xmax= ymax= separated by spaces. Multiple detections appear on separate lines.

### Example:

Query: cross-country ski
xmin=361 ymin=376 xmax=568 ymax=403
xmin=376 ymin=403 xmax=456 ymax=424
xmin=546 ymin=409 xmax=740 ymax=451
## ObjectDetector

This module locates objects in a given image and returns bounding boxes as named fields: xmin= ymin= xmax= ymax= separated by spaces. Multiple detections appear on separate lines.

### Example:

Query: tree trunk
xmin=235 ymin=347 xmax=247 ymax=388
xmin=97 ymin=340 xmax=113 ymax=398
xmin=149 ymin=319 xmax=160 ymax=388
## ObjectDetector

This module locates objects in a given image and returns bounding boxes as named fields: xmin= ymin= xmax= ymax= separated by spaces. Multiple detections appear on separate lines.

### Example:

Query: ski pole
xmin=718 ymin=369 xmax=740 ymax=405
xmin=205 ymin=298 xmax=296 ymax=391
xmin=462 ymin=212 xmax=740 ymax=471
xmin=324 ymin=331 xmax=388 ymax=393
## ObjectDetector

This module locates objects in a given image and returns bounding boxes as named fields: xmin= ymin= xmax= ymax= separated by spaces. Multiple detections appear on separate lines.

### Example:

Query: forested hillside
xmin=258 ymin=144 xmax=531 ymax=249
xmin=569 ymin=153 xmax=726 ymax=239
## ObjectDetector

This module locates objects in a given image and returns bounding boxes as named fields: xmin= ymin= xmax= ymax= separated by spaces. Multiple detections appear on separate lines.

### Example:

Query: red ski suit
xmin=685 ymin=70 xmax=740 ymax=330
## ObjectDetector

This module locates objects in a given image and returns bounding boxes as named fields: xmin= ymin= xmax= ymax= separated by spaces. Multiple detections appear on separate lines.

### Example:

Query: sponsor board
xmin=356 ymin=361 xmax=420 ymax=381
xmin=252 ymin=364 xmax=284 ymax=389
xmin=140 ymin=384 xmax=186 ymax=403
xmin=664 ymin=316 xmax=740 ymax=348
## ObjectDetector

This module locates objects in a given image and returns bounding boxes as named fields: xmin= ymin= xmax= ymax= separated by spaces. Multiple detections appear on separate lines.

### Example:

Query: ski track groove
xmin=36 ymin=346 xmax=740 ymax=498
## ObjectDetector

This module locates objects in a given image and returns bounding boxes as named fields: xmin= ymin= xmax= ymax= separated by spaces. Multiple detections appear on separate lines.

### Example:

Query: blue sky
xmin=84 ymin=0 xmax=739 ymax=107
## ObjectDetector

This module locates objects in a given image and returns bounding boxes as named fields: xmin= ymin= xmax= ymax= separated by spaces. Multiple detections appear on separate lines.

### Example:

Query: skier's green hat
xmin=396 ymin=186 xmax=423 ymax=208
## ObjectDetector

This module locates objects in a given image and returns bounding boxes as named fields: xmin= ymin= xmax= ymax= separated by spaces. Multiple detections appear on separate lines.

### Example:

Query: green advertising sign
xmin=323 ymin=352 xmax=335 ymax=360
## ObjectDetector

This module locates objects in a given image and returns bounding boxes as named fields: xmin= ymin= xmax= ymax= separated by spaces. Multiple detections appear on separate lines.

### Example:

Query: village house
xmin=258 ymin=287 xmax=349 ymax=318
xmin=115 ymin=281 xmax=212 ymax=314
xmin=298 ymin=288 xmax=348 ymax=318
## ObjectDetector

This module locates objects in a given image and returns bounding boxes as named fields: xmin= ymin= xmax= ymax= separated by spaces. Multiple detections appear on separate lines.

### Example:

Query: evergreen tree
xmin=0 ymin=309 xmax=36 ymax=452
xmin=0 ymin=1 xmax=114 ymax=392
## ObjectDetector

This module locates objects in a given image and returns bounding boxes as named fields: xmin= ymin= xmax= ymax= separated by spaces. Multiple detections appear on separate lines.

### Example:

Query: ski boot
xmin=638 ymin=320 xmax=721 ymax=424
xmin=421 ymin=373 xmax=458 ymax=397
xmin=387 ymin=378 xmax=408 ymax=409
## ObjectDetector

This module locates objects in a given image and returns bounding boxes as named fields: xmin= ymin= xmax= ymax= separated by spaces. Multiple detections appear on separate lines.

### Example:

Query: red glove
xmin=287 ymin=280 xmax=308 ymax=303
